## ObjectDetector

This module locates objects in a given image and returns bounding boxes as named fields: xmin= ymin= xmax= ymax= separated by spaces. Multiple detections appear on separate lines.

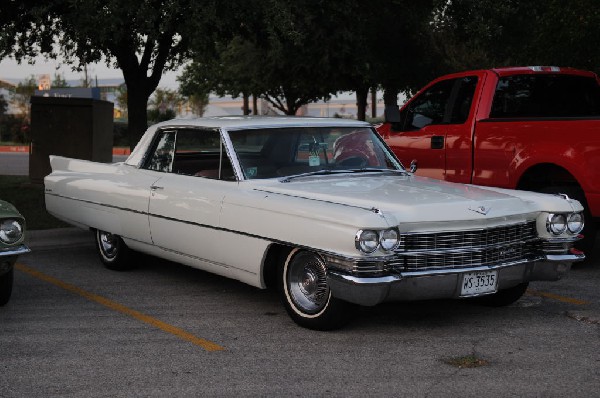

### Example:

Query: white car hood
xmin=249 ymin=173 xmax=541 ymax=225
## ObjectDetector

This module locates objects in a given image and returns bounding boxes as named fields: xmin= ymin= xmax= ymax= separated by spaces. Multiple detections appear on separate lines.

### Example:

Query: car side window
xmin=144 ymin=130 xmax=176 ymax=173
xmin=171 ymin=129 xmax=235 ymax=180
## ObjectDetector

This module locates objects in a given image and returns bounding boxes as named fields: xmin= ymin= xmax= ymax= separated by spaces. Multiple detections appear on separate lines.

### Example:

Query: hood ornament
xmin=469 ymin=205 xmax=491 ymax=215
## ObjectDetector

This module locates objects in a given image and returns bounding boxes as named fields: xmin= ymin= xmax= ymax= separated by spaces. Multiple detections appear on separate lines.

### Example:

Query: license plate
xmin=461 ymin=270 xmax=498 ymax=296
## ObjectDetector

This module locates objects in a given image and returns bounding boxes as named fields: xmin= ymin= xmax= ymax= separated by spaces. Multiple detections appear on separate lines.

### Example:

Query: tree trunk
xmin=126 ymin=83 xmax=151 ymax=150
xmin=371 ymin=87 xmax=377 ymax=118
xmin=355 ymin=86 xmax=368 ymax=121
xmin=242 ymin=93 xmax=250 ymax=115
xmin=383 ymin=86 xmax=400 ymax=122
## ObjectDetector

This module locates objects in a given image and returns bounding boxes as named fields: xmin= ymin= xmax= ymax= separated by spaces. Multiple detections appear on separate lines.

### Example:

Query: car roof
xmin=152 ymin=116 xmax=371 ymax=130
xmin=491 ymin=66 xmax=597 ymax=78
xmin=126 ymin=116 xmax=373 ymax=167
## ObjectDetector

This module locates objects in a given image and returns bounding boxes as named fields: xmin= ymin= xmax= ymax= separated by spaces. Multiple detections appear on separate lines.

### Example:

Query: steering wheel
xmin=336 ymin=156 xmax=369 ymax=169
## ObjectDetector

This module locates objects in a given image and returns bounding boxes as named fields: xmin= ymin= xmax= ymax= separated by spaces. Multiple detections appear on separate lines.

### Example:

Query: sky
xmin=0 ymin=56 xmax=181 ymax=89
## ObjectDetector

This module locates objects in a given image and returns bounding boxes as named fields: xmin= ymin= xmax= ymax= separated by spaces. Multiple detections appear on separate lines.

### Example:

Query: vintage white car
xmin=44 ymin=116 xmax=585 ymax=330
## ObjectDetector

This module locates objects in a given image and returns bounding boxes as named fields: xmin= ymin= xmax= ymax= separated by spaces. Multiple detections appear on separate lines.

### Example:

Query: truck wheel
xmin=95 ymin=230 xmax=134 ymax=271
xmin=538 ymin=186 xmax=596 ymax=254
xmin=0 ymin=268 xmax=14 ymax=306
xmin=476 ymin=282 xmax=529 ymax=307
xmin=278 ymin=249 xmax=356 ymax=330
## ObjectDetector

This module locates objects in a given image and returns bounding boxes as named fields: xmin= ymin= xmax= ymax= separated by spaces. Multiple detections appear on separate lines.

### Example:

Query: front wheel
xmin=0 ymin=268 xmax=14 ymax=306
xmin=278 ymin=249 xmax=355 ymax=330
xmin=476 ymin=282 xmax=529 ymax=307
xmin=95 ymin=230 xmax=133 ymax=271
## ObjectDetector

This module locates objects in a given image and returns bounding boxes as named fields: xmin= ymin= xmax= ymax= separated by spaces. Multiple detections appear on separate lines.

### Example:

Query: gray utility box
xmin=29 ymin=96 xmax=114 ymax=183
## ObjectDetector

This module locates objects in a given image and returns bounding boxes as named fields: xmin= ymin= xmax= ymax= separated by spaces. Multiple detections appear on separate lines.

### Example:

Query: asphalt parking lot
xmin=0 ymin=228 xmax=598 ymax=397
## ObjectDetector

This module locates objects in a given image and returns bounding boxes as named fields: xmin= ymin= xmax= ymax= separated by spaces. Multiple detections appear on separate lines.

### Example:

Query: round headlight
xmin=380 ymin=229 xmax=400 ymax=251
xmin=567 ymin=213 xmax=584 ymax=234
xmin=0 ymin=219 xmax=24 ymax=244
xmin=547 ymin=214 xmax=567 ymax=235
xmin=356 ymin=230 xmax=379 ymax=253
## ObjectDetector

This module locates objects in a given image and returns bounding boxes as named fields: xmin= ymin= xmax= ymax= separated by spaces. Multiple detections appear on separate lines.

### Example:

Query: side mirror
xmin=384 ymin=105 xmax=401 ymax=123
xmin=409 ymin=159 xmax=418 ymax=173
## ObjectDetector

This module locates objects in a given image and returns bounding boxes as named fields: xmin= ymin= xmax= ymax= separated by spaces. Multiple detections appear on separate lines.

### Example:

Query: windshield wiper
xmin=280 ymin=169 xmax=344 ymax=182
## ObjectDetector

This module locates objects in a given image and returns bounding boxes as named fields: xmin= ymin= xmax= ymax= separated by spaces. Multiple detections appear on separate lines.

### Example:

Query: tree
xmin=115 ymin=84 xmax=128 ymax=119
xmin=430 ymin=0 xmax=544 ymax=70
xmin=3 ymin=1 xmax=229 ymax=149
xmin=430 ymin=0 xmax=600 ymax=74
xmin=0 ymin=1 xmax=54 ymax=61
xmin=51 ymin=73 xmax=70 ymax=88
xmin=48 ymin=0 xmax=217 ymax=148
xmin=180 ymin=0 xmax=360 ymax=116
xmin=11 ymin=76 xmax=37 ymax=122
xmin=186 ymin=93 xmax=210 ymax=117
xmin=147 ymin=88 xmax=182 ymax=123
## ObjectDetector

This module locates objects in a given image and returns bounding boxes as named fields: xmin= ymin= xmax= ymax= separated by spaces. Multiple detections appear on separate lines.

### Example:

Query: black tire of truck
xmin=537 ymin=186 xmax=596 ymax=255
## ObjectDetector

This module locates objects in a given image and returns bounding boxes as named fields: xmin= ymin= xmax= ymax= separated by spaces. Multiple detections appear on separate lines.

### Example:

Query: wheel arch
xmin=261 ymin=243 xmax=293 ymax=289
xmin=516 ymin=163 xmax=582 ymax=192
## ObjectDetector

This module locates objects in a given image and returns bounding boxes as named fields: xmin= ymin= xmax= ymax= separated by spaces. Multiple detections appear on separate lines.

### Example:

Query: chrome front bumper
xmin=327 ymin=253 xmax=584 ymax=306
xmin=0 ymin=244 xmax=31 ymax=274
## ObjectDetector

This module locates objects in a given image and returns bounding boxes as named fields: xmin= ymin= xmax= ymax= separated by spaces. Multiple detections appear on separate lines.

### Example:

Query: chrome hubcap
xmin=99 ymin=231 xmax=118 ymax=259
xmin=288 ymin=252 xmax=329 ymax=314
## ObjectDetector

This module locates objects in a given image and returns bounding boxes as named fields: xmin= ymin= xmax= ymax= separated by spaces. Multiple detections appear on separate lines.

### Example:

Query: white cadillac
xmin=45 ymin=116 xmax=585 ymax=330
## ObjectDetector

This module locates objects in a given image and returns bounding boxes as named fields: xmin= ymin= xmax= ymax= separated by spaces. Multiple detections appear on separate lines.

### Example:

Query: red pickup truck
xmin=378 ymin=66 xmax=600 ymax=252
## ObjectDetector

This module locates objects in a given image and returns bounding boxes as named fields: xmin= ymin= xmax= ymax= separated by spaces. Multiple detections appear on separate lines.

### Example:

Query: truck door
xmin=385 ymin=75 xmax=479 ymax=183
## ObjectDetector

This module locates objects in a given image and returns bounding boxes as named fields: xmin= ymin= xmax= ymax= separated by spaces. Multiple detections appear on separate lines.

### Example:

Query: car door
xmin=385 ymin=75 xmax=480 ymax=183
xmin=144 ymin=128 xmax=238 ymax=269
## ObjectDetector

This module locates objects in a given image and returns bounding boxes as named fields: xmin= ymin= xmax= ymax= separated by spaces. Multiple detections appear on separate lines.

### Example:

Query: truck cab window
xmin=491 ymin=74 xmax=600 ymax=118
xmin=400 ymin=78 xmax=455 ymax=130
xmin=449 ymin=76 xmax=478 ymax=124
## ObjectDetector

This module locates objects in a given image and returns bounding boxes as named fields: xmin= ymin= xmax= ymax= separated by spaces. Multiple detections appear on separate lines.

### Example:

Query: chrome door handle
xmin=151 ymin=185 xmax=164 ymax=190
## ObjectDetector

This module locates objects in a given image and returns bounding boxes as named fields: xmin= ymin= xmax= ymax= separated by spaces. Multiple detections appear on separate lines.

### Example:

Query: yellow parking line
xmin=527 ymin=288 xmax=590 ymax=305
xmin=15 ymin=263 xmax=224 ymax=352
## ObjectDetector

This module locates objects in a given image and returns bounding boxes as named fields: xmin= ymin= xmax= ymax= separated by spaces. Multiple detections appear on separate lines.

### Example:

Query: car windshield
xmin=227 ymin=126 xmax=403 ymax=180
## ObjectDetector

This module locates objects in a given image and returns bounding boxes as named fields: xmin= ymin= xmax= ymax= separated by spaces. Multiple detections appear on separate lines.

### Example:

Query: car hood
xmin=248 ymin=173 xmax=542 ymax=225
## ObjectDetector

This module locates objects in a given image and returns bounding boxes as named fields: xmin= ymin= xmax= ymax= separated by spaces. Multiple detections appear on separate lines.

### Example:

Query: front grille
xmin=390 ymin=221 xmax=541 ymax=272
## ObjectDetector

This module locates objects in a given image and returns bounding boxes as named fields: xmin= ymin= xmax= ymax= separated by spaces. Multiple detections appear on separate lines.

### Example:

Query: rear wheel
xmin=0 ymin=268 xmax=14 ymax=306
xmin=95 ymin=230 xmax=133 ymax=271
xmin=476 ymin=282 xmax=529 ymax=307
xmin=278 ymin=249 xmax=355 ymax=330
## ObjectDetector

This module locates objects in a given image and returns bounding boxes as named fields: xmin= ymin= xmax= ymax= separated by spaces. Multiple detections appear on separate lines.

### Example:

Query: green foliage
xmin=147 ymin=108 xmax=177 ymax=124
xmin=51 ymin=73 xmax=70 ymax=88
xmin=2 ymin=0 xmax=599 ymax=127
xmin=431 ymin=0 xmax=600 ymax=74
xmin=179 ymin=0 xmax=440 ymax=114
